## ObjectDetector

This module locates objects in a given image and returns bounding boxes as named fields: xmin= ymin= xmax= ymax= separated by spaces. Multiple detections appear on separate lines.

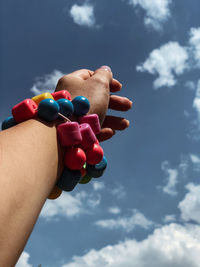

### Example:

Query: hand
xmin=55 ymin=67 xmax=132 ymax=141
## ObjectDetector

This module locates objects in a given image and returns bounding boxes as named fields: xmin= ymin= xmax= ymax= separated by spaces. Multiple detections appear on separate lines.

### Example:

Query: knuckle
xmin=57 ymin=75 xmax=72 ymax=87
xmin=80 ymin=68 xmax=89 ymax=72
xmin=58 ymin=75 xmax=69 ymax=85
xmin=93 ymin=76 xmax=109 ymax=88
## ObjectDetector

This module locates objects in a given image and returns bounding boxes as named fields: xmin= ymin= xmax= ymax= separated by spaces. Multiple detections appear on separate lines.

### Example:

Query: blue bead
xmin=72 ymin=96 xmax=90 ymax=116
xmin=86 ymin=156 xmax=107 ymax=178
xmin=57 ymin=167 xmax=81 ymax=192
xmin=57 ymin=98 xmax=74 ymax=118
xmin=38 ymin=99 xmax=60 ymax=122
xmin=1 ymin=116 xmax=17 ymax=130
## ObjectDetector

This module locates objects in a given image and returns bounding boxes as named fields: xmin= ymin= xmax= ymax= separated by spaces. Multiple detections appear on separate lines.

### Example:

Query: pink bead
xmin=65 ymin=147 xmax=86 ymax=170
xmin=57 ymin=122 xmax=82 ymax=147
xmin=12 ymin=99 xmax=38 ymax=123
xmin=79 ymin=123 xmax=97 ymax=150
xmin=86 ymin=143 xmax=104 ymax=165
xmin=79 ymin=114 xmax=101 ymax=134
xmin=51 ymin=90 xmax=72 ymax=101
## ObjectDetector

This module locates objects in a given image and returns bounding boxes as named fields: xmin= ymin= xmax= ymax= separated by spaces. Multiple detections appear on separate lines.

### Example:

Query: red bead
xmin=51 ymin=90 xmax=72 ymax=101
xmin=12 ymin=99 xmax=38 ymax=123
xmin=86 ymin=143 xmax=104 ymax=165
xmin=65 ymin=147 xmax=86 ymax=170
xmin=57 ymin=122 xmax=82 ymax=147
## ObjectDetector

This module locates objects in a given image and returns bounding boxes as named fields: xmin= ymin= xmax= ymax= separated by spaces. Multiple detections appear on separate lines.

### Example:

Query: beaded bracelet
xmin=1 ymin=90 xmax=107 ymax=200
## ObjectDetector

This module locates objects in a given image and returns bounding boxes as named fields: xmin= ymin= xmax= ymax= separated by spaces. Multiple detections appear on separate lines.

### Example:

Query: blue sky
xmin=1 ymin=0 xmax=200 ymax=266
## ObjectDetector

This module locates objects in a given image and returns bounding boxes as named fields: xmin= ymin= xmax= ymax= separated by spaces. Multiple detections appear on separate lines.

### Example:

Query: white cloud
xmin=178 ymin=183 xmax=200 ymax=224
xmin=108 ymin=206 xmax=121 ymax=215
xmin=15 ymin=251 xmax=32 ymax=267
xmin=128 ymin=0 xmax=171 ymax=30
xmin=40 ymin=190 xmax=101 ymax=220
xmin=62 ymin=223 xmax=200 ymax=267
xmin=87 ymin=193 xmax=101 ymax=208
xmin=190 ymin=154 xmax=200 ymax=171
xmin=110 ymin=184 xmax=126 ymax=199
xmin=30 ymin=70 xmax=64 ymax=95
xmin=190 ymin=154 xmax=200 ymax=164
xmin=136 ymin=42 xmax=189 ymax=89
xmin=185 ymin=81 xmax=196 ymax=90
xmin=158 ymin=157 xmax=190 ymax=196
xmin=92 ymin=181 xmax=105 ymax=191
xmin=163 ymin=214 xmax=176 ymax=223
xmin=95 ymin=209 xmax=153 ymax=232
xmin=189 ymin=27 xmax=200 ymax=67
xmin=160 ymin=161 xmax=179 ymax=196
xmin=193 ymin=80 xmax=200 ymax=122
xmin=70 ymin=4 xmax=95 ymax=27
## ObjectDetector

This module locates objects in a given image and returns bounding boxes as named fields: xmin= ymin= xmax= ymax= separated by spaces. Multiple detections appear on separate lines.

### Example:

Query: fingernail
xmin=126 ymin=120 xmax=130 ymax=127
xmin=122 ymin=119 xmax=130 ymax=128
xmin=100 ymin=65 xmax=112 ymax=72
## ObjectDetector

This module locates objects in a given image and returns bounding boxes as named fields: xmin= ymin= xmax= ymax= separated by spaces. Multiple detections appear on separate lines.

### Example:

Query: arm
xmin=0 ymin=67 xmax=132 ymax=266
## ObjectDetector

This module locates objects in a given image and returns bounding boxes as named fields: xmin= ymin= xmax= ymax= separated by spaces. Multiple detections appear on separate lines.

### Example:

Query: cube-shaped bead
xmin=86 ymin=156 xmax=107 ymax=178
xmin=57 ymin=122 xmax=82 ymax=147
xmin=57 ymin=167 xmax=81 ymax=192
xmin=52 ymin=90 xmax=72 ymax=101
xmin=79 ymin=114 xmax=101 ymax=134
xmin=32 ymin=92 xmax=54 ymax=105
xmin=79 ymin=123 xmax=97 ymax=150
xmin=12 ymin=99 xmax=38 ymax=123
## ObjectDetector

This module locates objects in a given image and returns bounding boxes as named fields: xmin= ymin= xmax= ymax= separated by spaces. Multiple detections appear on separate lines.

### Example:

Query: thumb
xmin=90 ymin=66 xmax=113 ymax=88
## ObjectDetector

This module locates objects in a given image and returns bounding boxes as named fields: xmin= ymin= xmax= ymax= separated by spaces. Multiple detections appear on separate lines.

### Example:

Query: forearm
xmin=0 ymin=119 xmax=63 ymax=266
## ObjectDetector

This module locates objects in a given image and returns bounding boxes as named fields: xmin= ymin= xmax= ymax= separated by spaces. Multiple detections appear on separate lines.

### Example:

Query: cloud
xmin=192 ymin=80 xmax=200 ymax=122
xmin=158 ymin=157 xmax=189 ymax=196
xmin=185 ymin=81 xmax=196 ymax=90
xmin=163 ymin=214 xmax=176 ymax=223
xmin=160 ymin=161 xmax=179 ymax=196
xmin=108 ymin=206 xmax=121 ymax=215
xmin=178 ymin=183 xmax=200 ymax=224
xmin=110 ymin=183 xmax=126 ymax=199
xmin=30 ymin=70 xmax=64 ymax=95
xmin=128 ymin=0 xmax=171 ymax=30
xmin=62 ymin=223 xmax=200 ymax=267
xmin=189 ymin=27 xmax=200 ymax=67
xmin=92 ymin=181 xmax=105 ymax=191
xmin=136 ymin=42 xmax=189 ymax=89
xmin=40 ymin=190 xmax=101 ymax=220
xmin=95 ymin=209 xmax=154 ymax=232
xmin=15 ymin=251 xmax=32 ymax=267
xmin=69 ymin=4 xmax=95 ymax=27
xmin=190 ymin=154 xmax=200 ymax=171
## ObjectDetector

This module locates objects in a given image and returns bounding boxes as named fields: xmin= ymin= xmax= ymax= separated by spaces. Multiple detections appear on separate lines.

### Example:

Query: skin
xmin=0 ymin=67 xmax=132 ymax=266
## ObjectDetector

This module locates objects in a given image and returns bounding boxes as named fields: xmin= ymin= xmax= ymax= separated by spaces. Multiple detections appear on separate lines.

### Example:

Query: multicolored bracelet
xmin=1 ymin=90 xmax=107 ymax=200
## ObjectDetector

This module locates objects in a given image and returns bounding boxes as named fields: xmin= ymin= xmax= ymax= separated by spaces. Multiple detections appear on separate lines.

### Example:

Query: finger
xmin=110 ymin=78 xmax=122 ymax=92
xmin=96 ymin=128 xmax=116 ymax=142
xmin=109 ymin=95 xmax=133 ymax=111
xmin=102 ymin=116 xmax=130 ymax=130
xmin=68 ymin=69 xmax=94 ymax=80
xmin=90 ymin=66 xmax=113 ymax=87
